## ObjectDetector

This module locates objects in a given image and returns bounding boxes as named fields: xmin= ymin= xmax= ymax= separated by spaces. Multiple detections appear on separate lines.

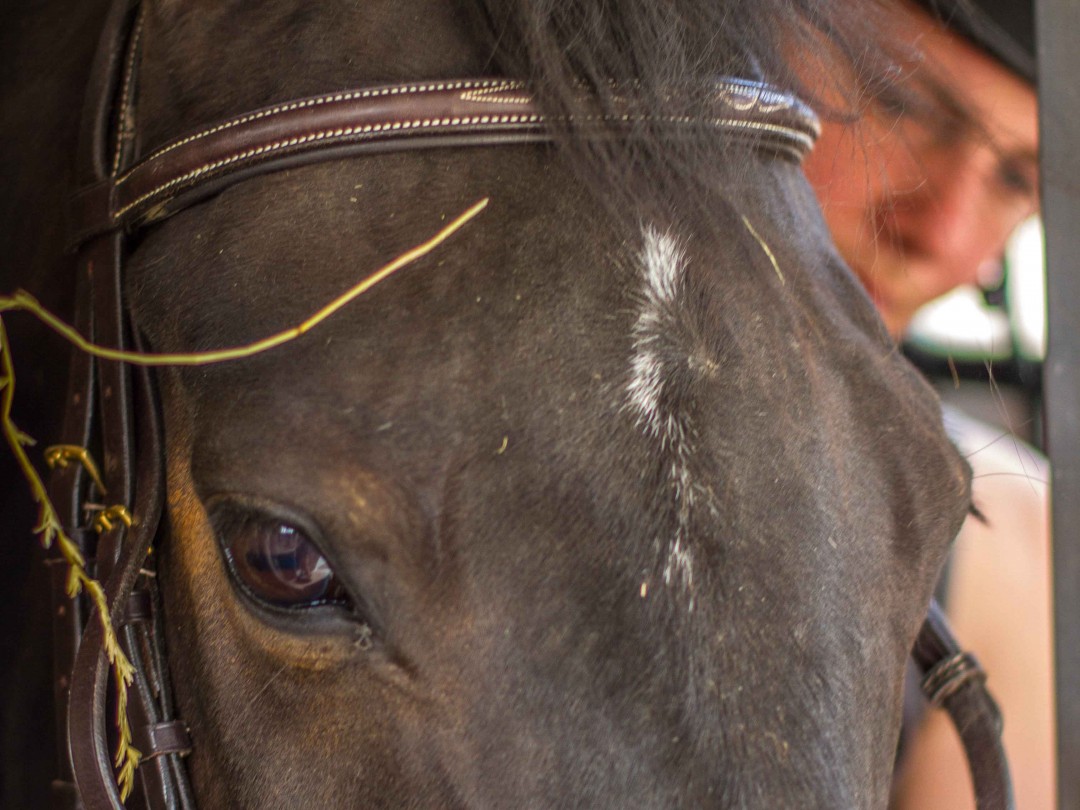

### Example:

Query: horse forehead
xmin=135 ymin=162 xmax=968 ymax=596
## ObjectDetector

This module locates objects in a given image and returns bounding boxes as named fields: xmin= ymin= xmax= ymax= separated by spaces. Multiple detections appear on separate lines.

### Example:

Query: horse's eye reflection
xmin=212 ymin=507 xmax=350 ymax=610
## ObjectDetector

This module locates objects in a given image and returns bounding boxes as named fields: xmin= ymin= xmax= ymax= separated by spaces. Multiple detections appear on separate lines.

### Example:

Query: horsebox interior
xmin=903 ymin=216 xmax=1044 ymax=448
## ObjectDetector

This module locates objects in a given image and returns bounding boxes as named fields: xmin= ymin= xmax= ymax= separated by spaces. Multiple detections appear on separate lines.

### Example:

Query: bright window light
xmin=1006 ymin=216 xmax=1046 ymax=361
xmin=904 ymin=215 xmax=1046 ymax=362
xmin=906 ymin=285 xmax=1012 ymax=360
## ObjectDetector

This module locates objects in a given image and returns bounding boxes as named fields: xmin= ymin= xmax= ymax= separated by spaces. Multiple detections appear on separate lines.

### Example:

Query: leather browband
xmin=68 ymin=77 xmax=820 ymax=248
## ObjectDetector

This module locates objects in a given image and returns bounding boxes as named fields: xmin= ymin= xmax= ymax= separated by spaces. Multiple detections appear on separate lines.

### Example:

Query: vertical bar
xmin=1036 ymin=0 xmax=1080 ymax=806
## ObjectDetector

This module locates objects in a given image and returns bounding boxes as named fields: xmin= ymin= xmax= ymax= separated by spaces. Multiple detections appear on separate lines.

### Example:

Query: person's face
xmin=803 ymin=2 xmax=1039 ymax=337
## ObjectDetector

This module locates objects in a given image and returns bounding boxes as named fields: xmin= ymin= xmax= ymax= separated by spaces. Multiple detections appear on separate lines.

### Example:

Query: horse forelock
xmin=464 ymin=0 xmax=900 ymax=225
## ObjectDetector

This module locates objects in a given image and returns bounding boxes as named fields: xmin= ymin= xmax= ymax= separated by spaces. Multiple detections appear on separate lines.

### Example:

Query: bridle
xmin=47 ymin=0 xmax=1014 ymax=808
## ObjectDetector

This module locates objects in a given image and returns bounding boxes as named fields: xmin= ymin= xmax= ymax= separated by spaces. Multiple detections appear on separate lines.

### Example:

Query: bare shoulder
xmin=942 ymin=404 xmax=1048 ymax=490
xmin=895 ymin=405 xmax=1055 ymax=810
xmin=944 ymin=406 xmax=1050 ymax=646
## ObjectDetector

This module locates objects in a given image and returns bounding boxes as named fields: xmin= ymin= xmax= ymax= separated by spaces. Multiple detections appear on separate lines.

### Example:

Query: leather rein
xmin=50 ymin=1 xmax=1013 ymax=808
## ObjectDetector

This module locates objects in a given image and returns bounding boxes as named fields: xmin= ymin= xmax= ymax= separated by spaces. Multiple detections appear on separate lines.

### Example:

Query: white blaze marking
xmin=626 ymin=226 xmax=696 ymax=603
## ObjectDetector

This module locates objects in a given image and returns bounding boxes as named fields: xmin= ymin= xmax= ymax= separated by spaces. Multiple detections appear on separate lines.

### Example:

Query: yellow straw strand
xmin=0 ymin=198 xmax=488 ymax=367
xmin=741 ymin=215 xmax=784 ymax=285
xmin=0 ymin=315 xmax=142 ymax=796
xmin=45 ymin=445 xmax=108 ymax=495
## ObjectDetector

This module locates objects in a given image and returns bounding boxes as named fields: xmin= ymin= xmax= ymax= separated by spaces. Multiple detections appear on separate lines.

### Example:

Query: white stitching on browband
xmin=712 ymin=116 xmax=820 ymax=141
xmin=111 ymin=9 xmax=145 ymax=178
xmin=116 ymin=79 xmax=526 ymax=182
xmin=114 ymin=112 xmax=543 ymax=218
xmin=112 ymin=113 xmax=816 ymax=222
xmin=460 ymin=87 xmax=535 ymax=105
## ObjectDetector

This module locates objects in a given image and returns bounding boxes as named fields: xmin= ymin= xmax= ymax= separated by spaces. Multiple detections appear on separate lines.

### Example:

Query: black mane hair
xmin=466 ymin=0 xmax=900 ymax=225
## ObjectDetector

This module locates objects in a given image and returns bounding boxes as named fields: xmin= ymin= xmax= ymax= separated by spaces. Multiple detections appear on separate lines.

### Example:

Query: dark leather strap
xmin=48 ymin=0 xmax=135 ymax=804
xmin=912 ymin=600 xmax=1015 ymax=810
xmin=123 ymin=588 xmax=153 ymax=625
xmin=923 ymin=650 xmax=985 ymax=705
xmin=68 ymin=77 xmax=820 ymax=246
xmin=63 ymin=1 xmax=195 ymax=808
xmin=74 ymin=0 xmax=138 ymax=188
xmin=82 ymin=231 xmax=132 ymax=586
xmin=46 ymin=273 xmax=95 ymax=810
xmin=119 ymin=349 xmax=195 ymax=809
xmin=68 ymin=329 xmax=189 ymax=810
xmin=132 ymin=722 xmax=192 ymax=762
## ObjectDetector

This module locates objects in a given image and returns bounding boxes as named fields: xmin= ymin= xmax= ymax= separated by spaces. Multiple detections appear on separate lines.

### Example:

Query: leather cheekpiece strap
xmin=123 ymin=588 xmax=153 ymax=625
xmin=912 ymin=601 xmax=1015 ymax=810
xmin=133 ymin=722 xmax=192 ymax=762
xmin=922 ymin=650 xmax=987 ymax=707
xmin=64 ymin=0 xmax=197 ymax=808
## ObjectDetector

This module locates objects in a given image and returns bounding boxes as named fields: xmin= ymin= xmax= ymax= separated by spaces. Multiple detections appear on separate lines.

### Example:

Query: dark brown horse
xmin=1 ymin=0 xmax=976 ymax=807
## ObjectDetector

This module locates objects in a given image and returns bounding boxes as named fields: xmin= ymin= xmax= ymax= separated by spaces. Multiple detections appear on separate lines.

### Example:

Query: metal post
xmin=1036 ymin=0 xmax=1080 ymax=806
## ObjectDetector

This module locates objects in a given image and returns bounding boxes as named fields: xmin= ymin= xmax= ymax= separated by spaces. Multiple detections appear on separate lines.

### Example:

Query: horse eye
xmin=214 ymin=507 xmax=350 ymax=610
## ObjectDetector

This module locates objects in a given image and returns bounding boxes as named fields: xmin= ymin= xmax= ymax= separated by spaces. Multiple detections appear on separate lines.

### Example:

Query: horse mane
xmin=466 ymin=0 xmax=898 ymax=225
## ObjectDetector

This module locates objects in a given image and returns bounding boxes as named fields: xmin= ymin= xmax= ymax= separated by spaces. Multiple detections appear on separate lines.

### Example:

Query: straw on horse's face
xmin=3 ymin=0 xmax=973 ymax=806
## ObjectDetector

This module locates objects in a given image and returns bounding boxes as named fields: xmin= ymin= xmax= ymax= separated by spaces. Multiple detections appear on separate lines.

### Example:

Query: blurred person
xmin=802 ymin=0 xmax=1054 ymax=807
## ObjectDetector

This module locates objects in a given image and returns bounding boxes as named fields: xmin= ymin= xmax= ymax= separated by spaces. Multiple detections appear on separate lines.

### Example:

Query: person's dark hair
xmin=912 ymin=0 xmax=1036 ymax=82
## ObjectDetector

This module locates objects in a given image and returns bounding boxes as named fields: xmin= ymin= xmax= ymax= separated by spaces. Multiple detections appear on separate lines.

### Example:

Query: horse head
xmin=5 ymin=0 xmax=976 ymax=806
